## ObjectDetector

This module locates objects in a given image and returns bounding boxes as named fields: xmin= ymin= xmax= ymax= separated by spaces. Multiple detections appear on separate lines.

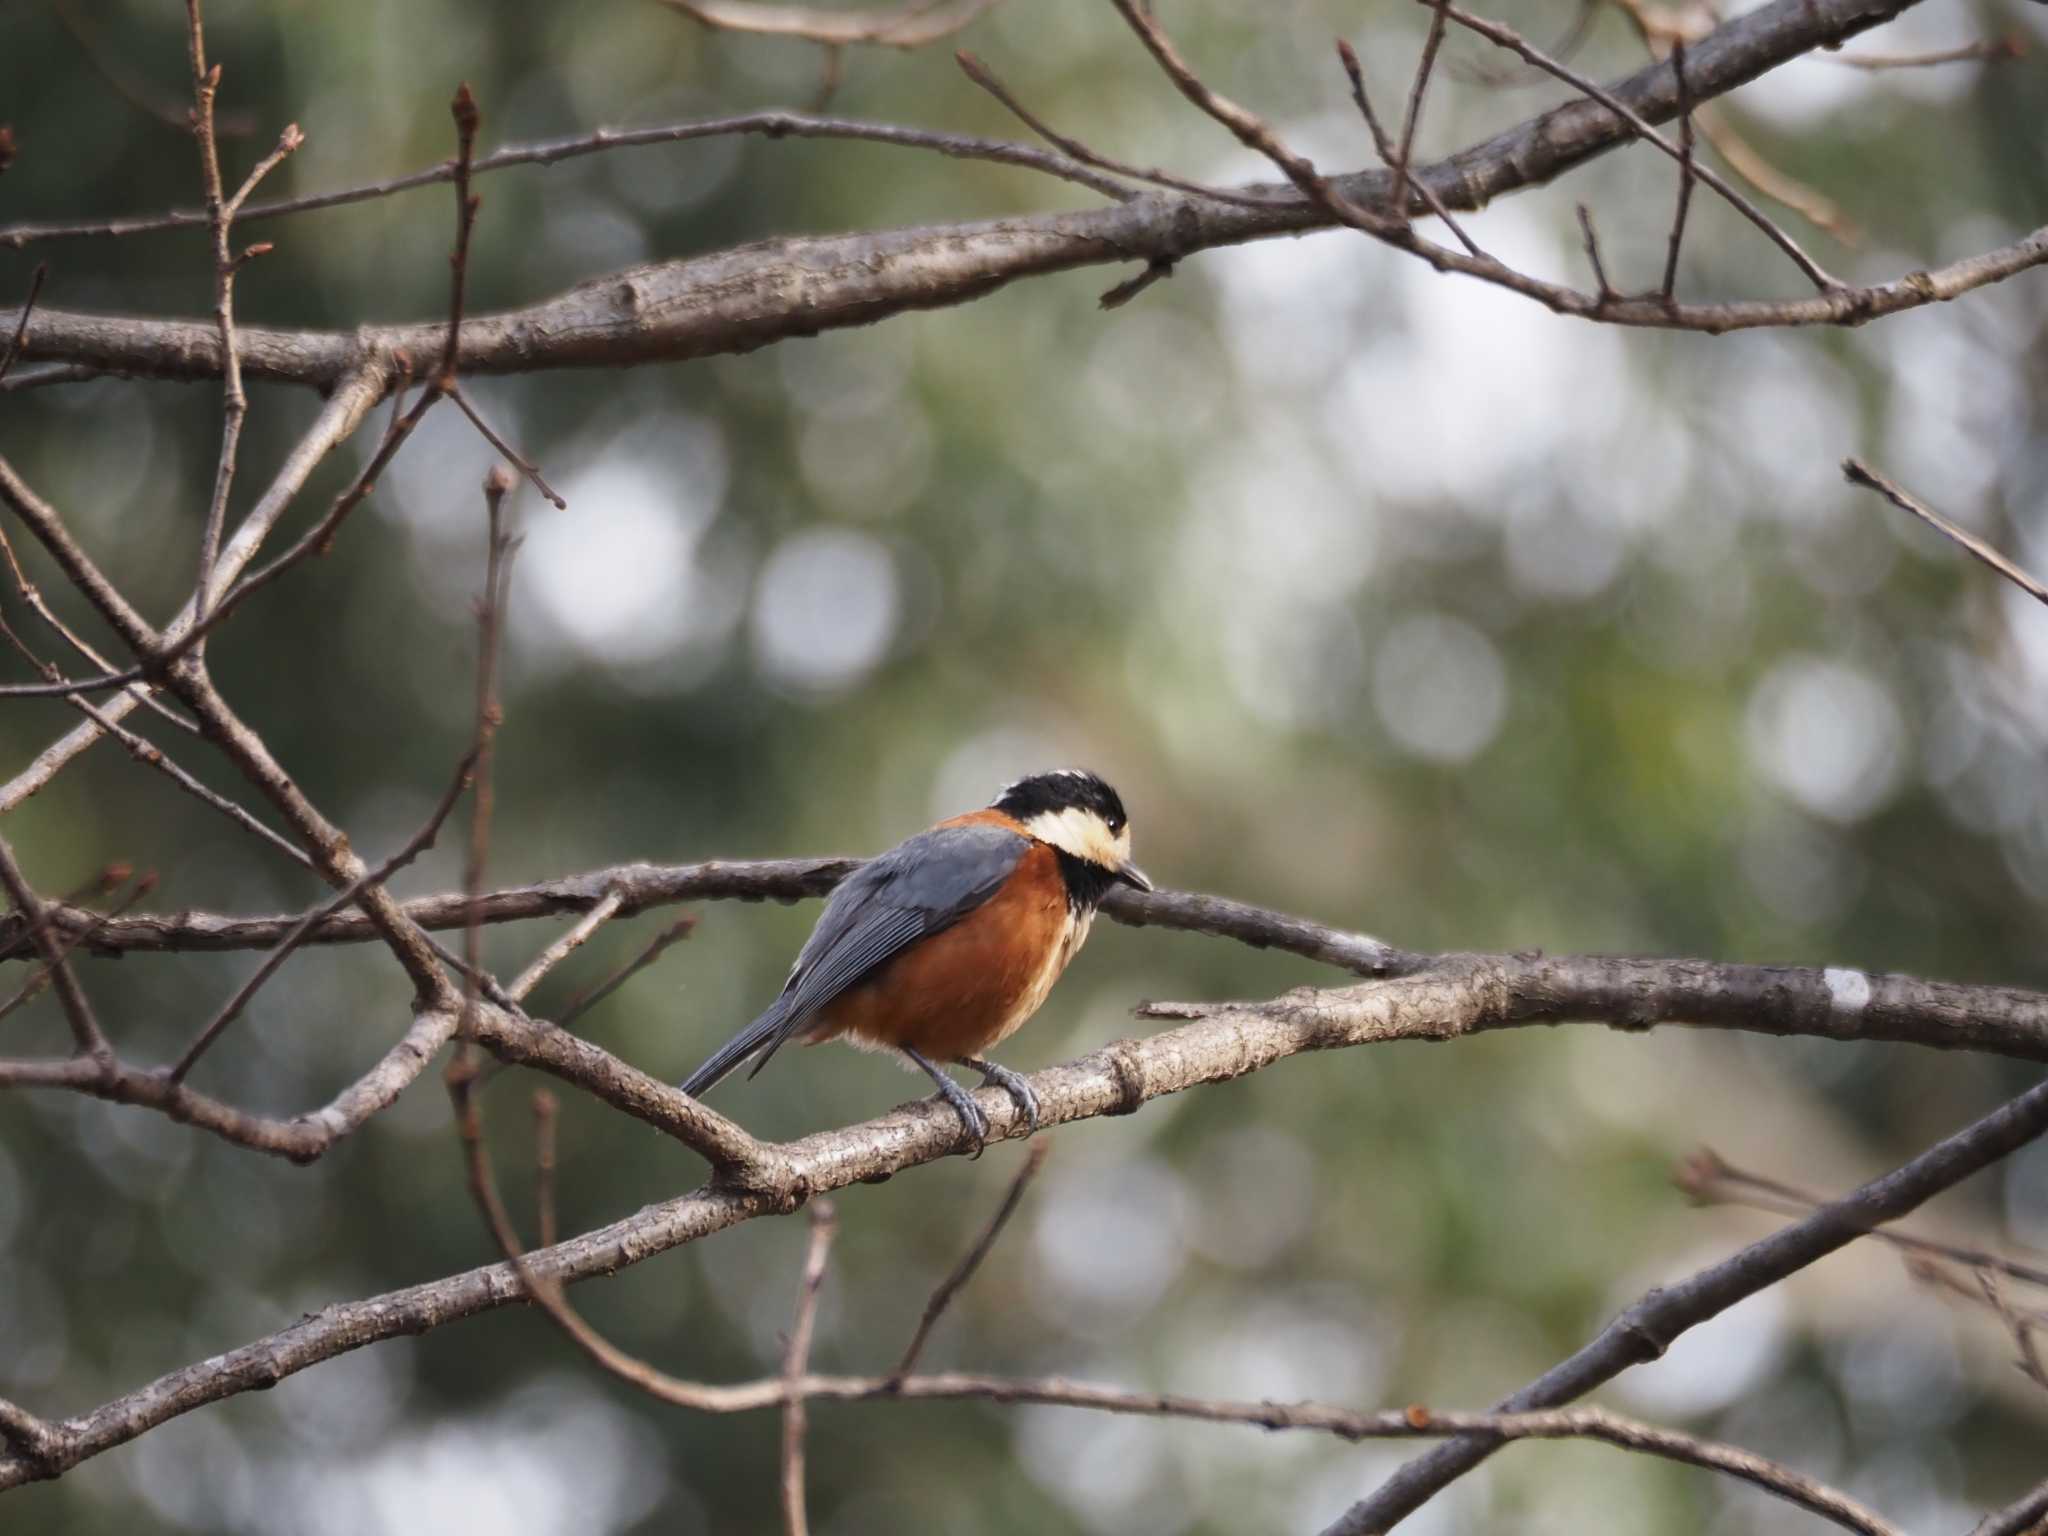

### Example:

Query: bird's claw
xmin=964 ymin=1057 xmax=1040 ymax=1136
xmin=924 ymin=1071 xmax=990 ymax=1158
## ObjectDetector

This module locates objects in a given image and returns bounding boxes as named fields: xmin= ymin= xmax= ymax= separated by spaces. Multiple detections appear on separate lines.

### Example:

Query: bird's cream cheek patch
xmin=1024 ymin=807 xmax=1122 ymax=868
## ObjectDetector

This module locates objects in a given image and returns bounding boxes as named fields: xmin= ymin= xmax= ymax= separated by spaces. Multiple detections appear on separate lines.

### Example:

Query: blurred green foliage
xmin=4 ymin=1 xmax=2048 ymax=1531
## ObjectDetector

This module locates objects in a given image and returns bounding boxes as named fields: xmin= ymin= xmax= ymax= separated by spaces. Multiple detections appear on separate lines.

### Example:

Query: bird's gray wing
xmin=678 ymin=822 xmax=1030 ymax=1097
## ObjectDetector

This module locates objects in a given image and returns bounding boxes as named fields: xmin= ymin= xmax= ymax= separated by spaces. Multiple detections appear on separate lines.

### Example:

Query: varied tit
xmin=679 ymin=769 xmax=1151 ymax=1152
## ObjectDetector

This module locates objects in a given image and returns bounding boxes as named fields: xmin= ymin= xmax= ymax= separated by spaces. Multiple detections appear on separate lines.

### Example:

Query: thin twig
xmin=1425 ymin=0 xmax=1839 ymax=291
xmin=557 ymin=913 xmax=700 ymax=1027
xmin=1096 ymin=258 xmax=1175 ymax=309
xmin=0 ymin=363 xmax=389 ymax=821
xmin=1603 ymin=0 xmax=1856 ymax=242
xmin=435 ymin=1104 xmax=1898 ymax=1536
xmin=441 ymin=86 xmax=482 ymax=386
xmin=0 ymin=656 xmax=296 ymax=933
xmin=0 ymin=864 xmax=126 ymax=966
xmin=507 ymin=891 xmax=624 ymax=1003
xmin=161 ymin=386 xmax=441 ymax=665
xmin=458 ymin=463 xmax=518 ymax=1045
xmin=0 ymin=110 xmax=1135 ymax=250
xmin=0 ymin=873 xmax=154 ymax=1027
xmin=1832 ymin=36 xmax=2022 ymax=71
xmin=164 ymin=746 xmax=481 ymax=1083
xmin=893 ymin=1139 xmax=1049 ymax=1377
xmin=83 ymin=700 xmax=312 ymax=871
xmin=1576 ymin=203 xmax=1613 ymax=300
xmin=0 ymin=457 xmax=162 ymax=658
xmin=1843 ymin=459 xmax=2048 ymax=608
xmin=191 ymin=112 xmax=304 ymax=625
xmin=1675 ymin=1147 xmax=2048 ymax=1290
xmin=0 ymin=523 xmax=199 ymax=733
xmin=0 ymin=835 xmax=113 ymax=1068
xmin=1394 ymin=0 xmax=1451 ymax=205
xmin=0 ymin=362 xmax=103 ymax=394
xmin=1693 ymin=100 xmax=1855 ymax=242
xmin=781 ymin=1201 xmax=838 ymax=1536
xmin=1660 ymin=41 xmax=1696 ymax=301
xmin=186 ymin=3 xmax=301 ymax=630
xmin=447 ymin=386 xmax=566 ymax=509
xmin=1098 ymin=2 xmax=1396 ymax=230
xmin=955 ymin=50 xmax=1270 ymax=210
xmin=1974 ymin=1474 xmax=2048 ymax=1536
xmin=1334 ymin=39 xmax=1480 ymax=254
xmin=0 ymin=262 xmax=45 ymax=385
xmin=0 ymin=670 xmax=148 ymax=700
xmin=1442 ymin=0 xmax=1601 ymax=89
xmin=1973 ymin=1267 xmax=2048 ymax=1390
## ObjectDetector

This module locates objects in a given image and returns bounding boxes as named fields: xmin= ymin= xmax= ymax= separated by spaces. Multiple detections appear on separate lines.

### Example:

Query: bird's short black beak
xmin=1115 ymin=860 xmax=1154 ymax=893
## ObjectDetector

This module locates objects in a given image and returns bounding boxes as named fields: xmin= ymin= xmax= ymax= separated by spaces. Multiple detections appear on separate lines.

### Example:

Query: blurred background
xmin=4 ymin=0 xmax=2048 ymax=1530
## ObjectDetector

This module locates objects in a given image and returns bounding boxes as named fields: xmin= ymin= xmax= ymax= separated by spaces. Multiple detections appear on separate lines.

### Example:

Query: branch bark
xmin=1 ymin=887 xmax=2040 ymax=1506
xmin=9 ymin=0 xmax=1950 ymax=389
xmin=12 ymin=861 xmax=2046 ymax=1062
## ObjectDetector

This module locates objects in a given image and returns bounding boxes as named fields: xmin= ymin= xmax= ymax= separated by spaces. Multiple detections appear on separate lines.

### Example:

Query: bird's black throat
xmin=1054 ymin=849 xmax=1117 ymax=911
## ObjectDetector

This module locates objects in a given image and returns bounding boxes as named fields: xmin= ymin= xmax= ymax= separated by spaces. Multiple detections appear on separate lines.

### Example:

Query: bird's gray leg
xmin=960 ymin=1056 xmax=1039 ymax=1135
xmin=901 ymin=1046 xmax=988 ymax=1156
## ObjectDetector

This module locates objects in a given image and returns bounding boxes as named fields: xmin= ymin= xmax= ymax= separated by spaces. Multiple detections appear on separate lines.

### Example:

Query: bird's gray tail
xmin=678 ymin=997 xmax=797 ymax=1099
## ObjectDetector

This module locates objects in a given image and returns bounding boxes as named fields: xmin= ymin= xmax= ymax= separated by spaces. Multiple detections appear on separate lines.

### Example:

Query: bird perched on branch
xmin=679 ymin=769 xmax=1151 ymax=1152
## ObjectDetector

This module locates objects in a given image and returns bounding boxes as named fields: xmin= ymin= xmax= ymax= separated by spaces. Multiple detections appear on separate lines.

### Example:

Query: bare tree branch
xmin=1332 ymin=39 xmax=1479 ymax=255
xmin=15 ymin=862 xmax=2048 ymax=1062
xmin=0 ymin=1214 xmax=1916 ymax=1536
xmin=446 ymin=387 xmax=565 ymax=509
xmin=0 ymin=872 xmax=152 ymax=1025
xmin=1660 ymin=39 xmax=1696 ymax=299
xmin=507 ymin=890 xmax=623 ymax=1003
xmin=0 ymin=263 xmax=44 ymax=386
xmin=893 ymin=1139 xmax=1049 ymax=1377
xmin=1832 ymin=36 xmax=2021 ymax=70
xmin=1973 ymin=1475 xmax=2048 ymax=1536
xmin=1422 ymin=0 xmax=1837 ymax=290
xmin=185 ymin=0 xmax=303 ymax=629
xmin=0 ymin=522 xmax=197 ymax=732
xmin=13 ymin=0 xmax=1999 ymax=390
xmin=1676 ymin=1147 xmax=2048 ymax=1289
xmin=0 ymin=835 xmax=113 ymax=1067
xmin=0 ymin=458 xmax=162 ymax=659
xmin=65 ymin=694 xmax=310 ymax=870
xmin=0 ymin=360 xmax=387 ymax=815
xmin=955 ymin=49 xmax=1267 ymax=209
xmin=1327 ymin=1076 xmax=2048 ymax=1534
xmin=163 ymin=747 xmax=479 ymax=1084
xmin=1844 ymin=459 xmax=2048 ymax=607
xmin=161 ymin=665 xmax=454 ymax=999
xmin=461 ymin=997 xmax=779 ymax=1179
xmin=779 ymin=1201 xmax=836 ymax=1536
xmin=557 ymin=913 xmax=699 ymax=1027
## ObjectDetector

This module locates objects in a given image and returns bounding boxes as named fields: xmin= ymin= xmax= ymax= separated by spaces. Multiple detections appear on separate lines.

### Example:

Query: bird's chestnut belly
xmin=807 ymin=856 xmax=1089 ymax=1061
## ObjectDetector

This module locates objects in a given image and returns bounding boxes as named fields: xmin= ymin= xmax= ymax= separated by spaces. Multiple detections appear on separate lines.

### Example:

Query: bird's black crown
xmin=992 ymin=769 xmax=1128 ymax=833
